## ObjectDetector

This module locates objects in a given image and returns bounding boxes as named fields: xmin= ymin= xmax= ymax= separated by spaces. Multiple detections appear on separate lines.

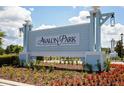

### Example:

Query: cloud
xmin=34 ymin=24 xmax=56 ymax=30
xmin=72 ymin=6 xmax=77 ymax=9
xmin=69 ymin=10 xmax=90 ymax=24
xmin=101 ymin=23 xmax=124 ymax=48
xmin=83 ymin=6 xmax=92 ymax=10
xmin=72 ymin=6 xmax=91 ymax=10
xmin=0 ymin=6 xmax=31 ymax=48
xmin=29 ymin=8 xmax=34 ymax=12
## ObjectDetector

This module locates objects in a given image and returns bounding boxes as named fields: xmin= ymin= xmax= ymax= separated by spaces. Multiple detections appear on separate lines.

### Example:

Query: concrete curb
xmin=0 ymin=79 xmax=34 ymax=86
xmin=111 ymin=62 xmax=124 ymax=65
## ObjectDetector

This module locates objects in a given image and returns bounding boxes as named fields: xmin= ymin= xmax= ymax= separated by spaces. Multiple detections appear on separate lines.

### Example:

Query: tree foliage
xmin=0 ymin=32 xmax=5 ymax=47
xmin=0 ymin=31 xmax=5 ymax=55
xmin=5 ymin=44 xmax=23 ymax=54
xmin=0 ymin=47 xmax=4 ymax=55
xmin=115 ymin=40 xmax=124 ymax=58
xmin=101 ymin=48 xmax=110 ymax=54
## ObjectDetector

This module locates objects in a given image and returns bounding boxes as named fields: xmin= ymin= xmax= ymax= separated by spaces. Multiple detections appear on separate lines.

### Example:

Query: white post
xmin=89 ymin=11 xmax=95 ymax=51
xmin=88 ymin=7 xmax=114 ymax=52
xmin=96 ymin=9 xmax=101 ymax=52
xmin=19 ymin=20 xmax=32 ymax=64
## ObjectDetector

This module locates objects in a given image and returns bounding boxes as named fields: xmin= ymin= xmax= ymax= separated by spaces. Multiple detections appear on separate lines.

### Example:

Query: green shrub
xmin=82 ymin=72 xmax=88 ymax=78
xmin=104 ymin=59 xmax=111 ymax=72
xmin=37 ymin=56 xmax=44 ymax=61
xmin=96 ymin=60 xmax=101 ymax=72
xmin=84 ymin=63 xmax=93 ymax=73
xmin=47 ymin=64 xmax=54 ymax=73
xmin=41 ymin=65 xmax=46 ymax=72
xmin=0 ymin=54 xmax=19 ymax=66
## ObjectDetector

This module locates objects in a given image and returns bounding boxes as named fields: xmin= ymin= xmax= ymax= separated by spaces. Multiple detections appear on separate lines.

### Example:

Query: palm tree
xmin=0 ymin=32 xmax=5 ymax=47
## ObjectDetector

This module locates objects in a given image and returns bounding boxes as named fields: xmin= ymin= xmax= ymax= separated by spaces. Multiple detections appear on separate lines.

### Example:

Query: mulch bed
xmin=0 ymin=65 xmax=83 ymax=86
xmin=41 ymin=62 xmax=83 ymax=71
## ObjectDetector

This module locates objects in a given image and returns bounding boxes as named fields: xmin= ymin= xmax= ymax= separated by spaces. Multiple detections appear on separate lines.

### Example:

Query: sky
xmin=0 ymin=6 xmax=124 ymax=48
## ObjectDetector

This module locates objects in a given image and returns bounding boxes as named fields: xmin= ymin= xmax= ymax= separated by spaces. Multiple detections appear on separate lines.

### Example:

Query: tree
xmin=14 ymin=45 xmax=23 ymax=53
xmin=101 ymin=48 xmax=110 ymax=54
xmin=0 ymin=32 xmax=5 ymax=48
xmin=5 ymin=44 xmax=23 ymax=54
xmin=0 ymin=47 xmax=4 ymax=55
xmin=5 ymin=45 xmax=14 ymax=54
xmin=0 ymin=32 xmax=5 ymax=55
xmin=115 ymin=40 xmax=124 ymax=58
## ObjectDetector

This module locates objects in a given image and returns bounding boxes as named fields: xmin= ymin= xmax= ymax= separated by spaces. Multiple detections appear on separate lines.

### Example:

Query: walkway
xmin=111 ymin=61 xmax=124 ymax=65
xmin=0 ymin=79 xmax=33 ymax=86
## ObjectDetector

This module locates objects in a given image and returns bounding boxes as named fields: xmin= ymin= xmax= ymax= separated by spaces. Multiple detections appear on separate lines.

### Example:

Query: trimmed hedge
xmin=0 ymin=54 xmax=19 ymax=66
xmin=37 ymin=56 xmax=44 ymax=61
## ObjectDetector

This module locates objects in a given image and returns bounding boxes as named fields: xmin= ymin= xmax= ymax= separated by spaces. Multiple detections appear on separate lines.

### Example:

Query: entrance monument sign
xmin=19 ymin=7 xmax=115 ymax=71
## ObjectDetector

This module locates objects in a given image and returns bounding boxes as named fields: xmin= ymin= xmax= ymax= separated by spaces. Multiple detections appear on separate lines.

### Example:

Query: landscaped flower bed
xmin=0 ymin=66 xmax=83 ymax=85
xmin=0 ymin=63 xmax=124 ymax=86
xmin=49 ymin=64 xmax=124 ymax=86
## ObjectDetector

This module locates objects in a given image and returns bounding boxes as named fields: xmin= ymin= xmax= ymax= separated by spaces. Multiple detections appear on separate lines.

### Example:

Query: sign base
xmin=83 ymin=52 xmax=105 ymax=71
xmin=19 ymin=52 xmax=36 ymax=66
xmin=19 ymin=52 xmax=105 ymax=72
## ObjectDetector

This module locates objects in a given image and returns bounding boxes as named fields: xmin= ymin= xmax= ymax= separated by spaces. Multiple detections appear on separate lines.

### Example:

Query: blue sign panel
xmin=36 ymin=33 xmax=79 ymax=46
xmin=29 ymin=23 xmax=90 ymax=52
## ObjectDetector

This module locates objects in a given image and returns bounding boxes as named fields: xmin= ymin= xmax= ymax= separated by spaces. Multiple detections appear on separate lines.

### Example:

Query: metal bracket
xmin=100 ymin=12 xmax=114 ymax=26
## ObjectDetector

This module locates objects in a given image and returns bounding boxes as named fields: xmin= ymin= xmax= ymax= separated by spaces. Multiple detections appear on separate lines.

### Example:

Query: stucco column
xmin=96 ymin=9 xmax=101 ymax=52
